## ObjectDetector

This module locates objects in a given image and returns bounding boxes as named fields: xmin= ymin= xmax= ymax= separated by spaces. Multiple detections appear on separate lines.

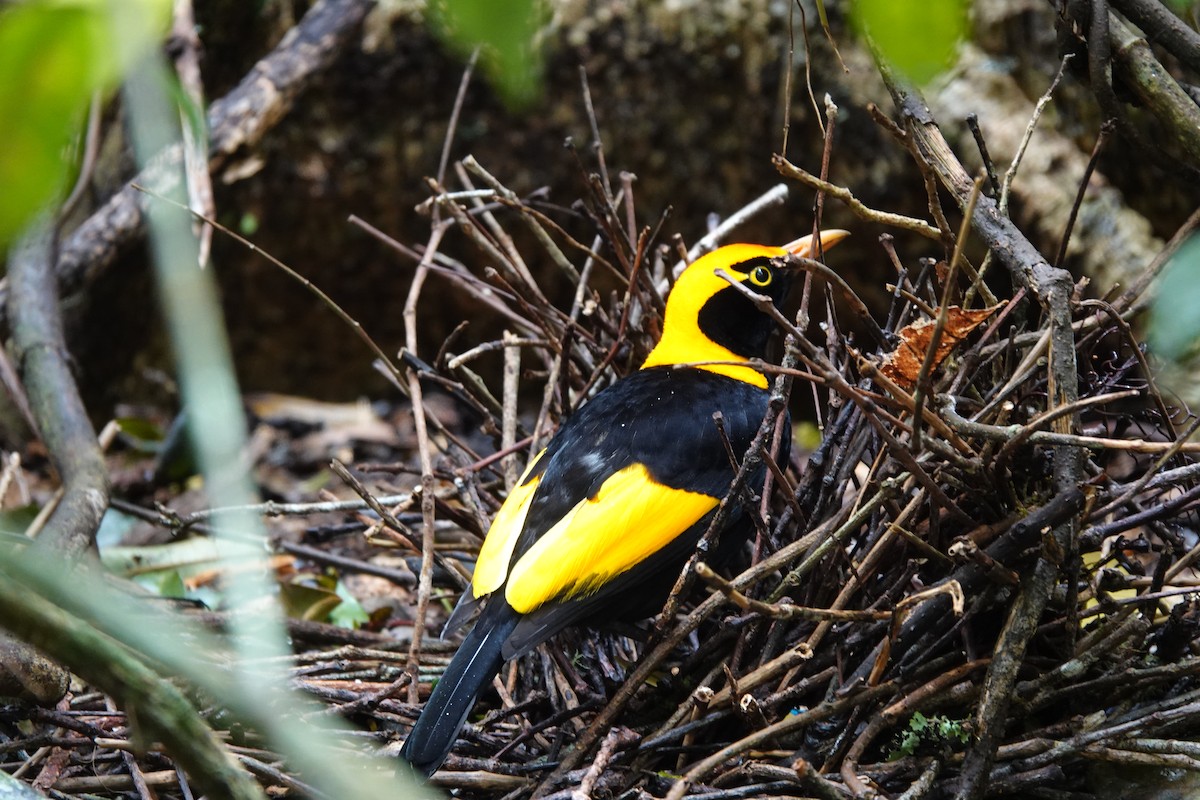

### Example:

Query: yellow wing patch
xmin=503 ymin=463 xmax=719 ymax=614
xmin=472 ymin=451 xmax=545 ymax=598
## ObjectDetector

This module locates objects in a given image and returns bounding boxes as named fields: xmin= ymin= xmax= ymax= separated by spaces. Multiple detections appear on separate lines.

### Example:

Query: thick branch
xmin=6 ymin=217 xmax=109 ymax=556
xmin=1108 ymin=12 xmax=1200 ymax=169
xmin=1110 ymin=0 xmax=1200 ymax=75
xmin=0 ymin=215 xmax=110 ymax=706
xmin=881 ymin=71 xmax=1066 ymax=302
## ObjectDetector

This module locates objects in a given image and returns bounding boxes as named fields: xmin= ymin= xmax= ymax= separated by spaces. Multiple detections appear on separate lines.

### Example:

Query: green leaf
xmin=0 ymin=505 xmax=40 ymax=538
xmin=0 ymin=0 xmax=170 ymax=245
xmin=238 ymin=211 xmax=260 ymax=236
xmin=851 ymin=0 xmax=968 ymax=85
xmin=430 ymin=0 xmax=544 ymax=107
xmin=156 ymin=569 xmax=188 ymax=599
xmin=1148 ymin=235 xmax=1200 ymax=361
xmin=330 ymin=583 xmax=370 ymax=630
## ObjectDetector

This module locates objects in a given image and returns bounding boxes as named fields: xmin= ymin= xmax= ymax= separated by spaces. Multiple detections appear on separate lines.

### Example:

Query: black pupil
xmin=753 ymin=266 xmax=770 ymax=284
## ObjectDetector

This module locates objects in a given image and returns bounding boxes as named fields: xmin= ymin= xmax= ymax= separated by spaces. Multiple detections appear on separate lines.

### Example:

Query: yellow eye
xmin=749 ymin=265 xmax=772 ymax=286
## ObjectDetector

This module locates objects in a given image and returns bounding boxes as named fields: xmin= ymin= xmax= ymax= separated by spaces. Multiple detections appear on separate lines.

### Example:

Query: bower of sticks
xmin=357 ymin=89 xmax=1200 ymax=800
xmin=8 ymin=66 xmax=1200 ymax=800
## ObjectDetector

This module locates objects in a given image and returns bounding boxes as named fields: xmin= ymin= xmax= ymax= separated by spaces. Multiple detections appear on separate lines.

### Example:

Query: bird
xmin=399 ymin=230 xmax=849 ymax=777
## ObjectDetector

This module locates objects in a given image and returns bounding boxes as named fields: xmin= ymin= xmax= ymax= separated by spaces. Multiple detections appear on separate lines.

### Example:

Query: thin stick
xmin=999 ymin=54 xmax=1073 ymax=214
xmin=774 ymin=155 xmax=943 ymax=240
xmin=911 ymin=174 xmax=984 ymax=451
xmin=437 ymin=49 xmax=478 ymax=188
xmin=579 ymin=66 xmax=613 ymax=208
xmin=966 ymin=113 xmax=999 ymax=197
xmin=1055 ymin=120 xmax=1114 ymax=267
xmin=681 ymin=183 xmax=790 ymax=266
xmin=940 ymin=397 xmax=1200 ymax=454
xmin=501 ymin=332 xmax=521 ymax=488
xmin=401 ymin=222 xmax=448 ymax=703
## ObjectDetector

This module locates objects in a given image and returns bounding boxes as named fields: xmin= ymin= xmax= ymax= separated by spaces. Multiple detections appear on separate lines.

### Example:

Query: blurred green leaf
xmin=430 ymin=0 xmax=544 ymax=107
xmin=330 ymin=581 xmax=370 ymax=629
xmin=238 ymin=211 xmax=260 ymax=236
xmin=0 ymin=0 xmax=170 ymax=245
xmin=156 ymin=569 xmax=188 ymax=599
xmin=1148 ymin=235 xmax=1200 ymax=361
xmin=852 ymin=0 xmax=968 ymax=85
xmin=793 ymin=420 xmax=823 ymax=451
xmin=0 ymin=505 xmax=40 ymax=538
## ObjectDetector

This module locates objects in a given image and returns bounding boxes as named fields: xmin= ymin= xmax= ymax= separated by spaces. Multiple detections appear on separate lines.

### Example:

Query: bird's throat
xmin=641 ymin=331 xmax=768 ymax=388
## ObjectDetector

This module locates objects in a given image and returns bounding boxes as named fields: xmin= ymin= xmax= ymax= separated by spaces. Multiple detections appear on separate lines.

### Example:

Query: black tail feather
xmin=400 ymin=601 xmax=520 ymax=777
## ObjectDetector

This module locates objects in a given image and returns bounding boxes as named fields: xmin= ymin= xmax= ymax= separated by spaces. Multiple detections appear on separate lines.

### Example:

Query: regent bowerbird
xmin=400 ymin=229 xmax=849 ymax=777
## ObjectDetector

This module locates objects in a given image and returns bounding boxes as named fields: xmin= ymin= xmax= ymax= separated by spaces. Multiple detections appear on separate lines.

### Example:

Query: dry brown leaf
xmin=880 ymin=304 xmax=1004 ymax=390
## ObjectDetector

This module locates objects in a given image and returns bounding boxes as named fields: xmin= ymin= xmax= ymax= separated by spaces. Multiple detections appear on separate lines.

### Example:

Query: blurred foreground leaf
xmin=0 ymin=0 xmax=169 ymax=245
xmin=1148 ymin=235 xmax=1200 ymax=361
xmin=852 ymin=0 xmax=968 ymax=85
xmin=430 ymin=0 xmax=544 ymax=106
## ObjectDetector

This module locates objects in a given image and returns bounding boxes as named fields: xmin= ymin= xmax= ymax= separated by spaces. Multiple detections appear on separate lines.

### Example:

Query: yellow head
xmin=641 ymin=231 xmax=848 ymax=387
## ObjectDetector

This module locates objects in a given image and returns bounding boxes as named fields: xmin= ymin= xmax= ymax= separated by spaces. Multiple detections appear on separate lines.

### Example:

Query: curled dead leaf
xmin=881 ymin=304 xmax=1004 ymax=390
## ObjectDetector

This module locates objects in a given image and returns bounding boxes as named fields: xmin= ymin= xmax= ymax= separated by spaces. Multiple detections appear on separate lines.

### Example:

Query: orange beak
xmin=782 ymin=229 xmax=850 ymax=258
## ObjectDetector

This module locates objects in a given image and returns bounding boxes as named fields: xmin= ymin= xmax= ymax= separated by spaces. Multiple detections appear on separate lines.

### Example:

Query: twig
xmin=400 ymin=221 xmax=450 ymax=702
xmin=277 ymin=541 xmax=416 ymax=588
xmin=665 ymin=682 xmax=899 ymax=799
xmin=579 ymin=66 xmax=613 ymax=209
xmin=680 ymin=183 xmax=790 ymax=267
xmin=910 ymin=174 xmax=983 ymax=451
xmin=998 ymin=55 xmax=1072 ymax=215
xmin=573 ymin=728 xmax=635 ymax=799
xmin=1055 ymin=120 xmax=1114 ymax=267
xmin=774 ymin=155 xmax=943 ymax=240
xmin=939 ymin=396 xmax=1200 ymax=455
xmin=696 ymin=562 xmax=890 ymax=621
xmin=965 ymin=114 xmax=998 ymax=197
xmin=461 ymin=157 xmax=578 ymax=286
xmin=437 ymin=50 xmax=479 ymax=188
xmin=502 ymin=332 xmax=522 ymax=488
